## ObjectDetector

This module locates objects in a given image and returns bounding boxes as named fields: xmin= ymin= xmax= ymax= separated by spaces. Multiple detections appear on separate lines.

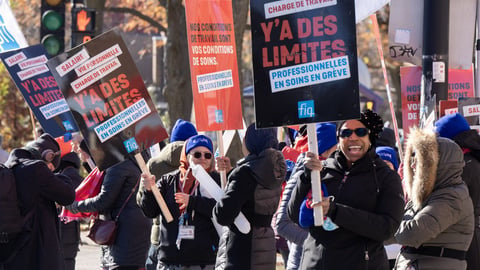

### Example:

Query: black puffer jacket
xmin=288 ymin=148 xmax=405 ymax=270
xmin=213 ymin=148 xmax=286 ymax=270
xmin=452 ymin=129 xmax=480 ymax=270
xmin=138 ymin=169 xmax=221 ymax=266
xmin=72 ymin=159 xmax=150 ymax=268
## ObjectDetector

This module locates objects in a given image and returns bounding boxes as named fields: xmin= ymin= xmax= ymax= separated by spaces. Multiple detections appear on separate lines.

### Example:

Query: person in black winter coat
xmin=139 ymin=134 xmax=221 ymax=270
xmin=288 ymin=110 xmax=405 ymax=270
xmin=138 ymin=119 xmax=198 ymax=270
xmin=435 ymin=113 xmax=480 ymax=270
xmin=213 ymin=123 xmax=287 ymax=270
xmin=56 ymin=151 xmax=83 ymax=270
xmin=67 ymin=157 xmax=151 ymax=270
xmin=3 ymin=133 xmax=76 ymax=270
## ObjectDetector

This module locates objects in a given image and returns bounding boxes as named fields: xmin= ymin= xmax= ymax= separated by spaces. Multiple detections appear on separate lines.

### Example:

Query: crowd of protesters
xmin=1 ymin=110 xmax=480 ymax=270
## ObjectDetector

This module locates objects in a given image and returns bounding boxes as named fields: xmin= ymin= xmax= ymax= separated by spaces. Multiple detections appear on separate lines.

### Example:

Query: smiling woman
xmin=288 ymin=109 xmax=405 ymax=270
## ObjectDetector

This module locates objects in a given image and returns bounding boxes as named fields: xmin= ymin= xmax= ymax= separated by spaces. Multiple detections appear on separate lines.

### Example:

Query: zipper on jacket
xmin=364 ymin=250 xmax=369 ymax=261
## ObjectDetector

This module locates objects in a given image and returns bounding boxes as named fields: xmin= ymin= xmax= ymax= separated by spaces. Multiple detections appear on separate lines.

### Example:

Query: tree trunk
xmin=232 ymin=0 xmax=249 ymax=116
xmin=164 ymin=0 xmax=192 ymax=131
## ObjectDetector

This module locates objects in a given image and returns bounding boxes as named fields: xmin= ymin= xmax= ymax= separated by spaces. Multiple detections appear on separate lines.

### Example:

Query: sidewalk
xmin=75 ymin=230 xmax=286 ymax=270
xmin=76 ymin=230 xmax=102 ymax=270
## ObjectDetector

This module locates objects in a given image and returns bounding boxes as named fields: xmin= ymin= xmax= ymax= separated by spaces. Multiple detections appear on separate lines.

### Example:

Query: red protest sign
xmin=400 ymin=66 xmax=421 ymax=135
xmin=401 ymin=65 xmax=475 ymax=135
xmin=184 ymin=0 xmax=243 ymax=131
xmin=448 ymin=65 xmax=474 ymax=100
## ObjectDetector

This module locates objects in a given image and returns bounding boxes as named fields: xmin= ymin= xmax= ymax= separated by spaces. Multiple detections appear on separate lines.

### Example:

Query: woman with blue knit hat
xmin=435 ymin=113 xmax=480 ymax=270
xmin=288 ymin=110 xmax=405 ymax=270
xmin=139 ymin=134 xmax=221 ymax=270
xmin=140 ymin=118 xmax=198 ymax=270
xmin=213 ymin=123 xmax=287 ymax=270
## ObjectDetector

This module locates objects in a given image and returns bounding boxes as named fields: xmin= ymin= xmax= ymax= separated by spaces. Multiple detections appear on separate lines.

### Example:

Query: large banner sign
xmin=0 ymin=45 xmax=79 ymax=137
xmin=184 ymin=0 xmax=243 ymax=131
xmin=46 ymin=29 xmax=168 ymax=170
xmin=250 ymin=0 xmax=360 ymax=128
xmin=0 ymin=0 xmax=28 ymax=53
xmin=400 ymin=66 xmax=475 ymax=134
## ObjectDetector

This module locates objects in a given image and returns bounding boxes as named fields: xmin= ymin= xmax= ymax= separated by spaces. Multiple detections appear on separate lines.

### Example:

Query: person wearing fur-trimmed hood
xmin=394 ymin=128 xmax=474 ymax=270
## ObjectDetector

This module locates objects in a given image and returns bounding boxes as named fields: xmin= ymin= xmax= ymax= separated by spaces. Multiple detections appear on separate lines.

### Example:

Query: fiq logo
xmin=215 ymin=109 xmax=224 ymax=123
xmin=298 ymin=100 xmax=315 ymax=118
xmin=123 ymin=137 xmax=138 ymax=153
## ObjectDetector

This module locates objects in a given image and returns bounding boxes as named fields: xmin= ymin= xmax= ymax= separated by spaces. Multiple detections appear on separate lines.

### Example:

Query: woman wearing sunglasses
xmin=138 ymin=134 xmax=221 ymax=270
xmin=288 ymin=110 xmax=405 ymax=270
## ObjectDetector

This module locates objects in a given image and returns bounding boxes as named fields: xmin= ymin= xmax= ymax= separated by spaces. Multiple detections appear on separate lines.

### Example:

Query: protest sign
xmin=400 ymin=66 xmax=475 ymax=134
xmin=458 ymin=98 xmax=480 ymax=132
xmin=250 ymin=0 xmax=360 ymax=128
xmin=0 ymin=45 xmax=79 ymax=137
xmin=439 ymin=100 xmax=458 ymax=117
xmin=184 ymin=0 xmax=243 ymax=131
xmin=400 ymin=66 xmax=421 ymax=135
xmin=0 ymin=0 xmax=28 ymax=53
xmin=46 ymin=29 xmax=168 ymax=171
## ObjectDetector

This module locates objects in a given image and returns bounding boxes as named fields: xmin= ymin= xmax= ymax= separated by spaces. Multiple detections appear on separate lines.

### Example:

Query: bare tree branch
xmin=104 ymin=7 xmax=167 ymax=33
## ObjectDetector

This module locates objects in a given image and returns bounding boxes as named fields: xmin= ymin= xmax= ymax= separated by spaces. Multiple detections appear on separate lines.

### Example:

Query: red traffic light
xmin=72 ymin=8 xmax=95 ymax=33
xmin=71 ymin=7 xmax=96 ymax=47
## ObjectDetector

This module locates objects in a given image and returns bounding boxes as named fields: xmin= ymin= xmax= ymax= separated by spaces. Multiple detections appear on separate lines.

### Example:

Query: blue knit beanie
xmin=376 ymin=146 xmax=399 ymax=171
xmin=435 ymin=113 xmax=470 ymax=139
xmin=316 ymin=123 xmax=337 ymax=155
xmin=185 ymin=135 xmax=213 ymax=154
xmin=245 ymin=123 xmax=278 ymax=155
xmin=170 ymin=119 xmax=197 ymax=142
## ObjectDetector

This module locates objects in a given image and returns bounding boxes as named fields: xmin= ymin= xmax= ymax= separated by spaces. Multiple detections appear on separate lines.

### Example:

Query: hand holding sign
xmin=135 ymin=153 xmax=173 ymax=223
xmin=307 ymin=124 xmax=323 ymax=226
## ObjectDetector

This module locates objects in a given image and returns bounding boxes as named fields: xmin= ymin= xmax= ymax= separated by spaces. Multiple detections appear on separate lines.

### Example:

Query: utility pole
xmin=419 ymin=0 xmax=449 ymax=126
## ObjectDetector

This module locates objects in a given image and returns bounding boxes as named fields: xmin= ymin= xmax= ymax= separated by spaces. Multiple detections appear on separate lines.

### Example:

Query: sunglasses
xmin=339 ymin=128 xmax=369 ymax=138
xmin=192 ymin=151 xmax=213 ymax=160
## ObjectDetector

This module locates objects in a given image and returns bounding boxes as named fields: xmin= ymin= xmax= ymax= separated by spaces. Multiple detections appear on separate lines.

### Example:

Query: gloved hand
xmin=65 ymin=201 xmax=80 ymax=214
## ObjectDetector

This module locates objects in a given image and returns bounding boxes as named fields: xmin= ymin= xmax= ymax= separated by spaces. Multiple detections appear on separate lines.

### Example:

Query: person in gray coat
xmin=213 ymin=123 xmax=287 ymax=270
xmin=67 ymin=157 xmax=151 ymax=270
xmin=394 ymin=128 xmax=474 ymax=270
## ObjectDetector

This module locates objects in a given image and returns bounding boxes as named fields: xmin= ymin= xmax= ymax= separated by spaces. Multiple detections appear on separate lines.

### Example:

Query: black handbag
xmin=87 ymin=178 xmax=140 ymax=245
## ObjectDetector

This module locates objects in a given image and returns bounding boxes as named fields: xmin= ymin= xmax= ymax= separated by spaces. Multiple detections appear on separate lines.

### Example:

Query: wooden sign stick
xmin=135 ymin=153 xmax=173 ymax=223
xmin=307 ymin=123 xmax=324 ymax=226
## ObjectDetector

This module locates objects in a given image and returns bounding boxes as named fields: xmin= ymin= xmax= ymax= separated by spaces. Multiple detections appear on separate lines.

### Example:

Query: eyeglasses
xmin=192 ymin=151 xmax=213 ymax=159
xmin=339 ymin=128 xmax=369 ymax=138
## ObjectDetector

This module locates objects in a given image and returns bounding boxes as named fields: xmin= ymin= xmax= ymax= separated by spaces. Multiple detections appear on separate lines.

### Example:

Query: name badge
xmin=178 ymin=225 xmax=195 ymax=239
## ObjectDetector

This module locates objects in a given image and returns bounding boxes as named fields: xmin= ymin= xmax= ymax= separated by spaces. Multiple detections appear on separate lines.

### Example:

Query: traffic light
xmin=71 ymin=7 xmax=96 ymax=47
xmin=40 ymin=0 xmax=65 ymax=56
